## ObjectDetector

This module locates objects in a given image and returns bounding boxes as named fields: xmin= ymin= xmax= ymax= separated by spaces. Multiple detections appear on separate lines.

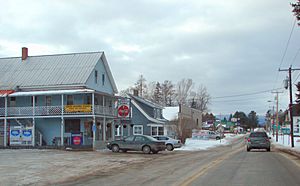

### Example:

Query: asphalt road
xmin=188 ymin=149 xmax=300 ymax=186
xmin=61 ymin=137 xmax=300 ymax=186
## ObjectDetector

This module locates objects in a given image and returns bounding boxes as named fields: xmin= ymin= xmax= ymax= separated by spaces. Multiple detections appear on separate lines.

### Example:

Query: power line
xmin=211 ymin=88 xmax=283 ymax=99
xmin=294 ymin=72 xmax=300 ymax=83
xmin=291 ymin=46 xmax=300 ymax=66
xmin=273 ymin=18 xmax=297 ymax=89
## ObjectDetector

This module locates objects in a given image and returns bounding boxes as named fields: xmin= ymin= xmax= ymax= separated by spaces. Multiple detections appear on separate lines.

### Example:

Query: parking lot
xmin=0 ymin=149 xmax=157 ymax=186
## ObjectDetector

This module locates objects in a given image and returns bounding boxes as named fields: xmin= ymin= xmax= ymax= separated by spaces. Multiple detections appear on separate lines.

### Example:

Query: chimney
xmin=22 ymin=47 xmax=28 ymax=60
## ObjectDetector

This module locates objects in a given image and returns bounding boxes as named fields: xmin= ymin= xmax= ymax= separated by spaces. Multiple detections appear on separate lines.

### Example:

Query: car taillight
xmin=247 ymin=138 xmax=251 ymax=142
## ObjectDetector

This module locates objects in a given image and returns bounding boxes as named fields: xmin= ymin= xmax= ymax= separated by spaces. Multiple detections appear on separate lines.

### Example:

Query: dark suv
xmin=246 ymin=131 xmax=271 ymax=152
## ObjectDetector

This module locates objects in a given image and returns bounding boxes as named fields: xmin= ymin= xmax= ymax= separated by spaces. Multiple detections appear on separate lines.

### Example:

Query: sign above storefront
xmin=65 ymin=104 xmax=92 ymax=113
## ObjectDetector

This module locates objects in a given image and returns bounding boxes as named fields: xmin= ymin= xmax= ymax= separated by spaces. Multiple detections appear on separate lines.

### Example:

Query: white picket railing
xmin=0 ymin=105 xmax=116 ymax=116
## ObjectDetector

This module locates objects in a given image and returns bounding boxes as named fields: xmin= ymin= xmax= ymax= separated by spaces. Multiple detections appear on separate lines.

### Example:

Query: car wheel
xmin=111 ymin=144 xmax=119 ymax=153
xmin=142 ymin=145 xmax=151 ymax=154
xmin=166 ymin=144 xmax=174 ymax=151
xmin=216 ymin=136 xmax=220 ymax=140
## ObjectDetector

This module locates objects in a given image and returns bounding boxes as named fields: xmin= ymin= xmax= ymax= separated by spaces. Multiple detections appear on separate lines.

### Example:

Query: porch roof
xmin=8 ymin=89 xmax=95 ymax=97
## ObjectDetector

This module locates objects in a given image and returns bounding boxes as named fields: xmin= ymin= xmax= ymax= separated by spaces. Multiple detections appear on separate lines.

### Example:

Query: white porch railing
xmin=94 ymin=105 xmax=116 ymax=116
xmin=0 ymin=105 xmax=116 ymax=117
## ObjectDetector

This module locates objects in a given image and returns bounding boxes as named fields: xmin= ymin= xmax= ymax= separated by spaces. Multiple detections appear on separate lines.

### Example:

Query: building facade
xmin=113 ymin=94 xmax=168 ymax=138
xmin=0 ymin=48 xmax=118 ymax=148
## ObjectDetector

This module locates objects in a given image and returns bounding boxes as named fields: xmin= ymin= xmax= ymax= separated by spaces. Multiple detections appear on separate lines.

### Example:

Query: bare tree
xmin=161 ymin=80 xmax=175 ymax=106
xmin=134 ymin=75 xmax=147 ymax=97
xmin=190 ymin=85 xmax=211 ymax=112
xmin=175 ymin=78 xmax=194 ymax=105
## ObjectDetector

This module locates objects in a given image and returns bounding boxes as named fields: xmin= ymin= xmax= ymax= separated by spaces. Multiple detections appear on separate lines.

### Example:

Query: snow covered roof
xmin=163 ymin=106 xmax=179 ymax=121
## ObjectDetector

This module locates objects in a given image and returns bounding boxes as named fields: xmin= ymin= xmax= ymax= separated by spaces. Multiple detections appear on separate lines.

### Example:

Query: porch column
xmin=4 ymin=96 xmax=7 ymax=147
xmin=32 ymin=96 xmax=35 ymax=147
xmin=32 ymin=118 xmax=35 ymax=147
xmin=93 ymin=116 xmax=96 ymax=150
xmin=61 ymin=95 xmax=64 ymax=146
xmin=112 ymin=120 xmax=115 ymax=140
xmin=103 ymin=117 xmax=106 ymax=141
xmin=92 ymin=93 xmax=96 ymax=150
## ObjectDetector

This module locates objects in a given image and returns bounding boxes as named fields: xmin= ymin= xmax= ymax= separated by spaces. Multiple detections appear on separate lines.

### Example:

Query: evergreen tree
xmin=248 ymin=111 xmax=258 ymax=129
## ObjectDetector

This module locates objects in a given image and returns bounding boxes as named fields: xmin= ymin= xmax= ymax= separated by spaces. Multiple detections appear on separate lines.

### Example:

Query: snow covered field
xmin=176 ymin=133 xmax=245 ymax=151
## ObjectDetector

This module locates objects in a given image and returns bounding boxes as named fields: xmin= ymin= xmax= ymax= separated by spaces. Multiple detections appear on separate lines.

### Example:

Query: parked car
xmin=152 ymin=136 xmax=182 ymax=151
xmin=246 ymin=131 xmax=271 ymax=152
xmin=106 ymin=135 xmax=166 ymax=154
xmin=208 ymin=131 xmax=224 ymax=140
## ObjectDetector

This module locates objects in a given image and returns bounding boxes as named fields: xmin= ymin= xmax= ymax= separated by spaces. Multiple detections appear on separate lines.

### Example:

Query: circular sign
xmin=118 ymin=105 xmax=129 ymax=117
xmin=73 ymin=136 xmax=81 ymax=145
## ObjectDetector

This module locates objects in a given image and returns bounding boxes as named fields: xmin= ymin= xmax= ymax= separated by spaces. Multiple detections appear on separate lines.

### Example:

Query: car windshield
xmin=249 ymin=132 xmax=268 ymax=138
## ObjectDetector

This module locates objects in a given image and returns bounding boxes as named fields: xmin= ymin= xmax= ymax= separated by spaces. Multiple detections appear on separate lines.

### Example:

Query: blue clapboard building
xmin=0 ymin=48 xmax=118 ymax=147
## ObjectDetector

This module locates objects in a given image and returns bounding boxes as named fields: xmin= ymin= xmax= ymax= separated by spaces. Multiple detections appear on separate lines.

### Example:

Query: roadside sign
xmin=71 ymin=133 xmax=83 ymax=145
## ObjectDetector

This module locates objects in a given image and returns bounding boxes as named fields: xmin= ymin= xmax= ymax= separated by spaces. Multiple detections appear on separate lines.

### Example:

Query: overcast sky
xmin=0 ymin=0 xmax=299 ymax=116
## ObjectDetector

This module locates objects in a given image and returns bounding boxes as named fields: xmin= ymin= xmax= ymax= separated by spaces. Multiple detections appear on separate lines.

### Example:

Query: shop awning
xmin=0 ymin=90 xmax=15 ymax=97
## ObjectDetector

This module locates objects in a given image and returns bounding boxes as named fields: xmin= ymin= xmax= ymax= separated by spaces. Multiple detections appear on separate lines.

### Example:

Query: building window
xmin=115 ymin=125 xmax=122 ymax=136
xmin=30 ymin=96 xmax=37 ymax=106
xmin=67 ymin=95 xmax=73 ymax=105
xmin=46 ymin=96 xmax=51 ymax=106
xmin=95 ymin=70 xmax=98 ymax=84
xmin=10 ymin=97 xmax=16 ymax=107
xmin=133 ymin=125 xmax=143 ymax=135
xmin=102 ymin=73 xmax=105 ymax=86
xmin=151 ymin=126 xmax=164 ymax=136
xmin=87 ymin=95 xmax=92 ymax=104
xmin=158 ymin=127 xmax=164 ymax=135
xmin=65 ymin=119 xmax=80 ymax=133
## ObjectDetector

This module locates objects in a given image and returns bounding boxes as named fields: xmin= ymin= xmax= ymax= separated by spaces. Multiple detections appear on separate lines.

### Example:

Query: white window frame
xmin=115 ymin=125 xmax=122 ymax=136
xmin=133 ymin=125 xmax=143 ymax=135
xmin=151 ymin=126 xmax=164 ymax=136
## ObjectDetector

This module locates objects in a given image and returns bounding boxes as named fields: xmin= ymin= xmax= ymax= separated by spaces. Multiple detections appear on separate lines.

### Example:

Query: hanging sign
xmin=117 ymin=98 xmax=131 ymax=118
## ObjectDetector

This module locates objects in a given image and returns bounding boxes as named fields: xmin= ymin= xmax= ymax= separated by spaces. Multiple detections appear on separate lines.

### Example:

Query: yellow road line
xmin=177 ymin=147 xmax=243 ymax=186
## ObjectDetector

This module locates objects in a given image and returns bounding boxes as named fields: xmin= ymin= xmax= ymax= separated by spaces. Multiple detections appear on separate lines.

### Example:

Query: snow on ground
xmin=269 ymin=133 xmax=300 ymax=152
xmin=176 ymin=133 xmax=245 ymax=151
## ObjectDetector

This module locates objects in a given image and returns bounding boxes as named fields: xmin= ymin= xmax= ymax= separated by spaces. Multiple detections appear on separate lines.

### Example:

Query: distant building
xmin=164 ymin=104 xmax=202 ymax=140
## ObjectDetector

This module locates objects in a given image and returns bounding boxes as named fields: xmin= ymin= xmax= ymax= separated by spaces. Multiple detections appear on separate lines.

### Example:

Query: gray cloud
xmin=0 ymin=0 xmax=299 ymax=116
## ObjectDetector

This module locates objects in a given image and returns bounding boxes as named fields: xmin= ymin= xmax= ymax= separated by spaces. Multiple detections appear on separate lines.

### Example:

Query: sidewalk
xmin=270 ymin=134 xmax=300 ymax=158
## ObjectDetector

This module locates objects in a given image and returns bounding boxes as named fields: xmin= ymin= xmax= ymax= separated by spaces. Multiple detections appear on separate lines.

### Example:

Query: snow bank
xmin=176 ymin=133 xmax=244 ymax=151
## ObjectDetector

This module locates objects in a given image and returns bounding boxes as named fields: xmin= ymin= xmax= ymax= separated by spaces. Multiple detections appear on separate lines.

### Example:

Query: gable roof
xmin=0 ymin=51 xmax=118 ymax=93
xmin=129 ymin=94 xmax=164 ymax=109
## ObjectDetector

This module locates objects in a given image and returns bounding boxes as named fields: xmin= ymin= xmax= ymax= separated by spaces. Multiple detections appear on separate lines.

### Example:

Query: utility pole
xmin=279 ymin=66 xmax=300 ymax=148
xmin=271 ymin=91 xmax=283 ymax=142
